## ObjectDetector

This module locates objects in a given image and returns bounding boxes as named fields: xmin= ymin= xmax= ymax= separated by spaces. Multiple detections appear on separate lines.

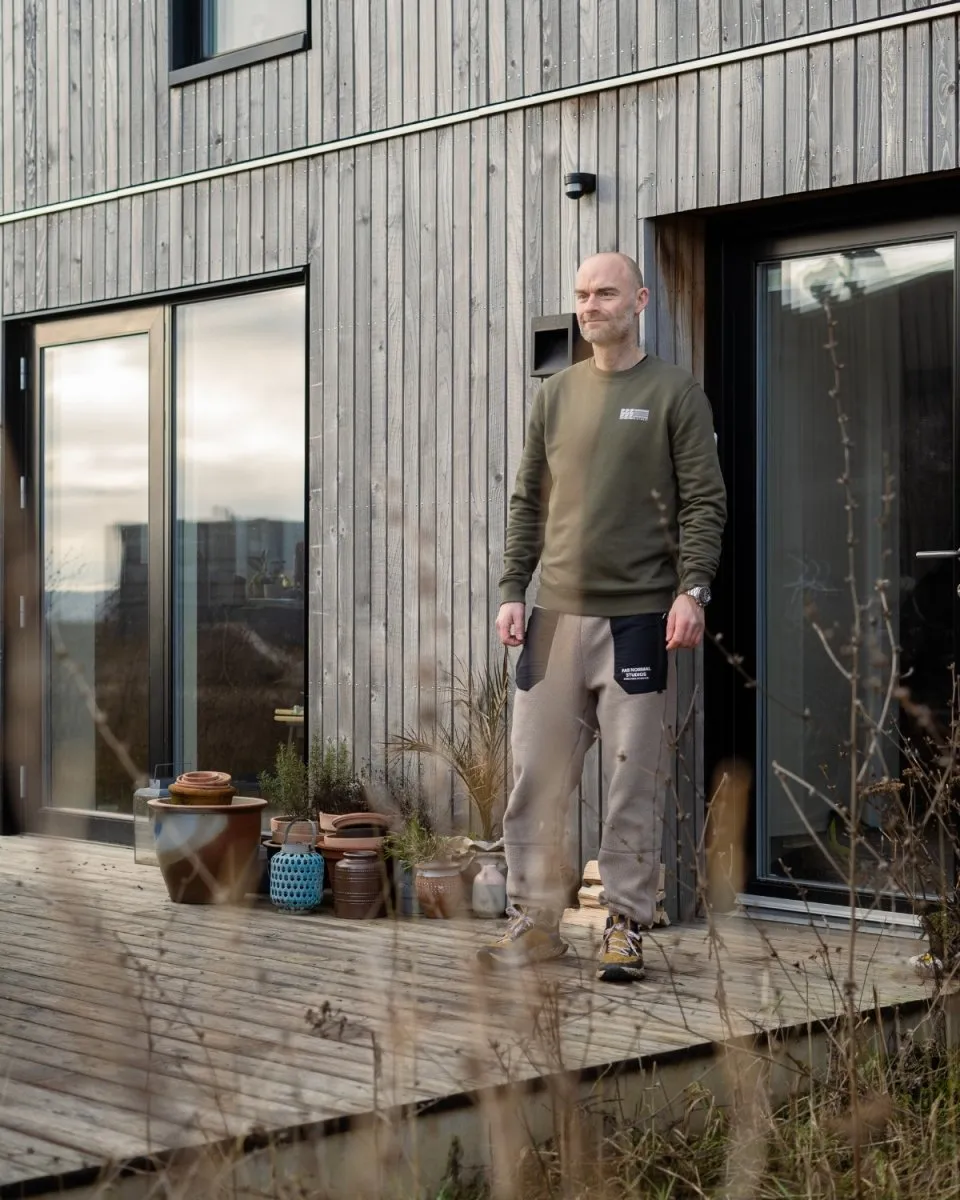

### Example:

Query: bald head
xmin=577 ymin=252 xmax=644 ymax=292
xmin=574 ymin=252 xmax=649 ymax=352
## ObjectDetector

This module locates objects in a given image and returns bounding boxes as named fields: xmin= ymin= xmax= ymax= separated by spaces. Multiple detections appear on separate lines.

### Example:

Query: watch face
xmin=689 ymin=586 xmax=711 ymax=606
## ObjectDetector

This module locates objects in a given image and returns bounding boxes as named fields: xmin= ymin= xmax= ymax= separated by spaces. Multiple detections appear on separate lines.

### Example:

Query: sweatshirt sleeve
xmin=669 ymin=383 xmax=727 ymax=591
xmin=499 ymin=388 xmax=551 ymax=604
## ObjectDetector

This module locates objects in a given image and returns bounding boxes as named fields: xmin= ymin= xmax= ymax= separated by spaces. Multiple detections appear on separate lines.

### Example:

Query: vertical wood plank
xmin=386 ymin=0 xmax=403 ymax=126
xmin=369 ymin=141 xmax=389 ymax=756
xmin=698 ymin=67 xmax=720 ymax=208
xmin=436 ymin=0 xmax=454 ymax=112
xmin=580 ymin=0 xmax=598 ymax=82
xmin=718 ymin=63 xmax=741 ymax=205
xmin=598 ymin=0 xmax=617 ymax=79
xmin=740 ymin=57 xmax=763 ymax=200
xmin=542 ymin=0 xmax=561 ymax=91
xmin=743 ymin=0 xmax=763 ymax=46
xmin=402 ymin=134 xmax=422 ymax=746
xmin=415 ymin=131 xmax=437 ymax=759
xmin=808 ymin=43 xmax=832 ymax=190
xmin=489 ymin=0 xmax=507 ymax=100
xmin=369 ymin=0 xmax=387 ymax=128
xmin=677 ymin=0 xmax=698 ymax=62
xmin=384 ymin=139 xmax=404 ymax=754
xmin=23 ymin=220 xmax=36 ymax=313
xmin=34 ymin=214 xmax=48 ymax=310
xmin=277 ymin=59 xmax=292 ymax=154
xmin=169 ymin=83 xmax=183 ymax=178
xmin=263 ymin=165 xmax=279 ymax=273
xmin=222 ymin=174 xmax=237 ymax=279
xmin=80 ymin=204 xmax=93 ymax=301
xmin=618 ymin=0 xmax=637 ymax=73
xmin=250 ymin=64 xmax=265 ymax=160
xmin=618 ymin=85 xmax=639 ymax=258
xmin=784 ymin=48 xmax=809 ymax=191
xmin=338 ymin=151 xmax=356 ymax=747
xmin=559 ymin=99 xmax=579 ymax=295
xmin=833 ymin=0 xmax=855 ymax=26
xmin=46 ymin=212 xmax=58 ymax=304
xmin=1 ymin=2 xmax=12 ymax=212
xmin=130 ymin=0 xmax=143 ymax=185
xmin=720 ymin=0 xmax=741 ymax=50
xmin=32 ymin=0 xmax=45 ymax=209
xmin=278 ymin=162 xmax=293 ymax=269
xmin=578 ymin=94 xmax=598 ymax=253
xmin=68 ymin=0 xmax=81 ymax=196
xmin=154 ymin=0 xmax=167 ymax=178
xmin=250 ymin=168 xmax=264 ymax=274
xmin=235 ymin=172 xmax=250 ymax=277
xmin=765 ymin=0 xmax=785 ymax=40
xmin=292 ymin=50 xmax=307 ymax=145
xmin=130 ymin=192 xmax=143 ymax=294
xmin=454 ymin=0 xmax=471 ymax=109
xmin=657 ymin=0 xmax=677 ymax=63
xmin=13 ymin=0 xmax=25 ymax=212
xmin=906 ymin=22 xmax=930 ymax=174
xmin=141 ymin=191 xmax=155 ymax=294
xmin=307 ymin=0 xmax=322 ymax=140
xmin=434 ymin=123 xmax=454 ymax=801
xmin=105 ymin=0 xmax=117 ymax=190
xmin=103 ymin=198 xmax=117 ymax=300
xmin=677 ymin=73 xmax=698 ymax=210
xmin=181 ymin=183 xmax=195 ymax=285
xmin=195 ymin=180 xmax=208 ymax=285
xmin=117 ymin=199 xmax=130 ymax=297
xmin=808 ymin=0 xmax=832 ymax=32
xmin=881 ymin=29 xmax=905 ymax=178
xmin=338 ymin=0 xmax=355 ymax=134
xmin=322 ymin=0 xmax=339 ymax=140
xmin=541 ymin=104 xmax=561 ymax=311
xmin=402 ymin=0 xmax=418 ymax=121
xmin=656 ymin=77 xmax=677 ymax=214
xmin=832 ymin=40 xmax=855 ymax=185
xmin=856 ymin=33 xmax=881 ymax=182
xmin=293 ymin=159 xmax=308 ymax=264
xmin=236 ymin=69 xmax=251 ymax=162
xmin=487 ymin=112 xmax=507 ymax=685
xmin=933 ymin=17 xmax=957 ymax=172
xmin=469 ymin=121 xmax=489 ymax=677
xmin=168 ymin=186 xmax=182 ymax=288
xmin=786 ymin=0 xmax=808 ymax=35
xmin=209 ymin=75 xmax=223 ymax=167
xmin=524 ymin=1 xmax=543 ymax=96
xmin=763 ymin=53 xmax=785 ymax=197
xmin=44 ymin=0 xmax=57 ymax=203
xmin=321 ymin=152 xmax=340 ymax=737
xmin=117 ymin=0 xmax=129 ymax=189
xmin=560 ymin=0 xmax=579 ymax=88
xmin=700 ymin=0 xmax=720 ymax=56
xmin=353 ymin=143 xmax=373 ymax=762
xmin=417 ymin=0 xmax=435 ymax=118
xmin=13 ymin=220 xmax=25 ymax=312
xmin=182 ymin=82 xmax=197 ymax=174
xmin=856 ymin=0 xmax=880 ymax=19
xmin=471 ymin=0 xmax=488 ymax=104
xmin=597 ymin=90 xmax=619 ymax=247
xmin=209 ymin=177 xmax=224 ymax=281
xmin=223 ymin=71 xmax=237 ymax=164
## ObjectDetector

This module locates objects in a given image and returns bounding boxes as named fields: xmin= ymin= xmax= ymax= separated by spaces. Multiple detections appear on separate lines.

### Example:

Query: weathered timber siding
xmin=2 ymin=1 xmax=958 ymax=216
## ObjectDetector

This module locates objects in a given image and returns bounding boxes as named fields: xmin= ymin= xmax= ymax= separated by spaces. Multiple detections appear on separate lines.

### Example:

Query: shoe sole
xmin=596 ymin=963 xmax=645 ymax=983
xmin=477 ymin=942 xmax=569 ymax=970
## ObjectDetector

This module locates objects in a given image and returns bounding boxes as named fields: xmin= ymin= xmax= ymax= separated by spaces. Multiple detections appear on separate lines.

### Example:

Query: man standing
xmin=479 ymin=252 xmax=726 ymax=982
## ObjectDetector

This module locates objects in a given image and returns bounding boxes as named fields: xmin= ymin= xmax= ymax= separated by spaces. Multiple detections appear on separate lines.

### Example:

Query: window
xmin=170 ymin=0 xmax=309 ymax=86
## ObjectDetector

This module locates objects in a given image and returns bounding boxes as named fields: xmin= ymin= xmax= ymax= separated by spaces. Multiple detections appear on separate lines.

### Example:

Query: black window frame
xmin=169 ymin=0 xmax=310 ymax=87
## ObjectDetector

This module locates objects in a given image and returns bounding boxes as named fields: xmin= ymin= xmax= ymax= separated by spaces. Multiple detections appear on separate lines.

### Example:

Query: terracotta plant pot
xmin=148 ymin=797 xmax=267 ymax=904
xmin=328 ymin=812 xmax=392 ymax=839
xmin=168 ymin=770 xmax=236 ymax=807
xmin=414 ymin=860 xmax=465 ymax=918
xmin=270 ymin=816 xmax=316 ymax=846
xmin=318 ymin=834 xmax=385 ymax=901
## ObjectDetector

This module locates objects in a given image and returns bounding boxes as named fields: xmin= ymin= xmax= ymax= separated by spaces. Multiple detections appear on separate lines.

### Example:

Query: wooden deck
xmin=0 ymin=836 xmax=938 ymax=1198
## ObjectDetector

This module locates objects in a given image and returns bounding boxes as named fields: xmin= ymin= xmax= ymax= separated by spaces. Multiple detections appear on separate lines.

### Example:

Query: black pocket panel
xmin=515 ymin=608 xmax=560 ymax=691
xmin=610 ymin=614 xmax=668 ymax=695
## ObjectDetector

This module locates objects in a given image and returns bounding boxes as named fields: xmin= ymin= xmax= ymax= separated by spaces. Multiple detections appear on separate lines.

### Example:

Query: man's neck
xmin=591 ymin=342 xmax=646 ymax=373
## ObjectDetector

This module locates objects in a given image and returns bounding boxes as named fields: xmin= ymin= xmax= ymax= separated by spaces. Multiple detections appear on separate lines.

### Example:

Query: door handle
xmin=916 ymin=547 xmax=960 ymax=559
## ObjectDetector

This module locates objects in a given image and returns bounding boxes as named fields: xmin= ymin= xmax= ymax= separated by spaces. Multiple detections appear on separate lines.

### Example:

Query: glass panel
xmin=207 ymin=0 xmax=306 ymax=56
xmin=43 ymin=336 xmax=150 ymax=813
xmin=759 ymin=239 xmax=955 ymax=893
xmin=175 ymin=288 xmax=305 ymax=791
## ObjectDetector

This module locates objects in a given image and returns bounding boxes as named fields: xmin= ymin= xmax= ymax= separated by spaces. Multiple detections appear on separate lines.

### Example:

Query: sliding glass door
xmin=9 ymin=285 xmax=305 ymax=840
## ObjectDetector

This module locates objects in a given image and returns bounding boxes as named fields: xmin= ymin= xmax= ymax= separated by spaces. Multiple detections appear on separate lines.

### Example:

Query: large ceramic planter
xmin=414 ymin=860 xmax=465 ymax=918
xmin=148 ymin=797 xmax=267 ymax=904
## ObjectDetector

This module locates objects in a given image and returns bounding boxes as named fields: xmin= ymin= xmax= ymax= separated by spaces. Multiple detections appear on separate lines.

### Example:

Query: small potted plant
xmin=384 ymin=813 xmax=443 ymax=917
xmin=413 ymin=834 xmax=467 ymax=919
xmin=259 ymin=741 xmax=313 ymax=846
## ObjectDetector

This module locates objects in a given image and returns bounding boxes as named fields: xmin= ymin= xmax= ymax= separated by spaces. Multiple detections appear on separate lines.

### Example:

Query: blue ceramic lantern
xmin=270 ymin=820 xmax=324 ymax=913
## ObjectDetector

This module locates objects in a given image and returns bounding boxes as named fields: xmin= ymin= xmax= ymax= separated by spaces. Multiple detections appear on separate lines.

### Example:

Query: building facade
xmin=2 ymin=1 xmax=958 ymax=920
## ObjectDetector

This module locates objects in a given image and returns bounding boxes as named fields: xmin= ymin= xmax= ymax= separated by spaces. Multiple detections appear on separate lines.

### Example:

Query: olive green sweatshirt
xmin=499 ymin=354 xmax=727 ymax=616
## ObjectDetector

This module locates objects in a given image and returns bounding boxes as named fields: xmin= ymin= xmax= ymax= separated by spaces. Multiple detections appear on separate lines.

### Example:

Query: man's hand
xmin=666 ymin=594 xmax=705 ymax=650
xmin=496 ymin=602 xmax=527 ymax=647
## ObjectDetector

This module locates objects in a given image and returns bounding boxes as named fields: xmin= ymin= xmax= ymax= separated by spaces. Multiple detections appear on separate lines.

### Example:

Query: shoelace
xmin=502 ymin=906 xmax=534 ymax=940
xmin=604 ymin=919 xmax=642 ymax=958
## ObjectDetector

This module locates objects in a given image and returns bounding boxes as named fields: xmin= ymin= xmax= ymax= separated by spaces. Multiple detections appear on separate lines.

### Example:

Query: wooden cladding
xmin=1 ymin=0 xmax=957 ymax=217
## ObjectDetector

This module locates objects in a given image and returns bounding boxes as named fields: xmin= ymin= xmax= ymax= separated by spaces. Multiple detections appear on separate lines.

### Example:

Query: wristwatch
xmin=685 ymin=585 xmax=712 ymax=607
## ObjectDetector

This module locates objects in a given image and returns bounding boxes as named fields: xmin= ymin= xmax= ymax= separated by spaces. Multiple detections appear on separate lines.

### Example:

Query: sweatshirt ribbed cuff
xmin=499 ymin=583 xmax=527 ymax=605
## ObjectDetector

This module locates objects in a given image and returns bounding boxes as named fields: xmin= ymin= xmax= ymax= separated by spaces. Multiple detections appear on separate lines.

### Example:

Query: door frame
xmin=706 ymin=201 xmax=960 ymax=912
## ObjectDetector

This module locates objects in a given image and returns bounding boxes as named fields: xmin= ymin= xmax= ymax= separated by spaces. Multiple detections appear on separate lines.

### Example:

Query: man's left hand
xmin=666 ymin=593 xmax=705 ymax=650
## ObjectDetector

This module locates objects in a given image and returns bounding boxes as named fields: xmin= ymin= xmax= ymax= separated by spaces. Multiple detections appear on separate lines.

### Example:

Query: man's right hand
xmin=496 ymin=602 xmax=527 ymax=647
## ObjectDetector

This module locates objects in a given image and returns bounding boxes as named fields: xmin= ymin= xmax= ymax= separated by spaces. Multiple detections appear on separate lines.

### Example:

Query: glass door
xmin=21 ymin=312 xmax=165 ymax=837
xmin=757 ymin=236 xmax=957 ymax=901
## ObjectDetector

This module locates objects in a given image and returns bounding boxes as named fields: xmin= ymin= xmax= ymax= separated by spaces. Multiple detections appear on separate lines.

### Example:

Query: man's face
xmin=574 ymin=256 xmax=648 ymax=345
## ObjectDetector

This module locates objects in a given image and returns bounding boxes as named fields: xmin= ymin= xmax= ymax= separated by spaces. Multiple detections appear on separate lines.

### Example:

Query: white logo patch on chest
xmin=619 ymin=407 xmax=649 ymax=421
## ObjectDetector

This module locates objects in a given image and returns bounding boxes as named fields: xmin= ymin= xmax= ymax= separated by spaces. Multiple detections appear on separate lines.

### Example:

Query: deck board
xmin=0 ymin=835 xmax=937 ymax=1192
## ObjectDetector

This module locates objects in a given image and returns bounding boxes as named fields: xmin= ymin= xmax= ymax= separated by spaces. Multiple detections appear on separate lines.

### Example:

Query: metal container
xmin=334 ymin=850 xmax=388 ymax=919
xmin=269 ymin=820 xmax=324 ymax=913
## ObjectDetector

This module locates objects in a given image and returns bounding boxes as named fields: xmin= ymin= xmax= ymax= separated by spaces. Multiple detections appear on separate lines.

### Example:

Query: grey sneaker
xmin=476 ymin=906 xmax=569 ymax=969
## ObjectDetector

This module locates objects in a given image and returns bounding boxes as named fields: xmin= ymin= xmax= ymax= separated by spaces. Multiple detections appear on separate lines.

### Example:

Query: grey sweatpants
xmin=503 ymin=609 xmax=677 ymax=927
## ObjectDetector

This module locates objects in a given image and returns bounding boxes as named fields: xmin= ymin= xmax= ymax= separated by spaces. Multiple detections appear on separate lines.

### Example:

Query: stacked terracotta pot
xmin=167 ymin=770 xmax=236 ymax=805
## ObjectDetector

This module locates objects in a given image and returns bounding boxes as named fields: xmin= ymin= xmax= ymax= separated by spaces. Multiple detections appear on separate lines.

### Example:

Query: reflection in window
xmin=206 ymin=0 xmax=307 ymax=57
xmin=175 ymin=287 xmax=305 ymax=789
xmin=43 ymin=336 xmax=150 ymax=813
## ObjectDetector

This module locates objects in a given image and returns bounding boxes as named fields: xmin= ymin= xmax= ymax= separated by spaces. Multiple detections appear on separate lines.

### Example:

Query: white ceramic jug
xmin=472 ymin=855 xmax=507 ymax=918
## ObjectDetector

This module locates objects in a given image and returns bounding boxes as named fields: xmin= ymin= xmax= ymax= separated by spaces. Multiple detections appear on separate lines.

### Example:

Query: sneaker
xmin=476 ymin=906 xmax=568 ymax=969
xmin=596 ymin=913 xmax=645 ymax=982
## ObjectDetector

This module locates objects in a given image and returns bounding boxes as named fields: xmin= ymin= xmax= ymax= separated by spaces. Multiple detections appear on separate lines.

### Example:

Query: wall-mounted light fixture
xmin=564 ymin=172 xmax=597 ymax=200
